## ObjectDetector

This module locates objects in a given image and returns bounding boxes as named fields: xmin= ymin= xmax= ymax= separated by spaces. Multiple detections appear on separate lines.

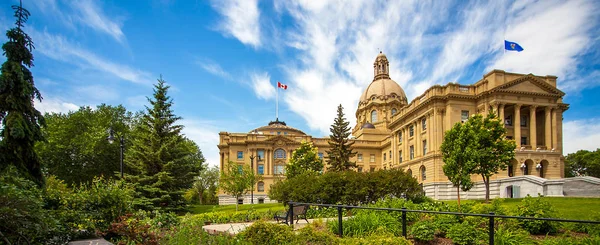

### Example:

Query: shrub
xmin=339 ymin=230 xmax=412 ymax=245
xmin=328 ymin=210 xmax=401 ymax=237
xmin=238 ymin=220 xmax=294 ymax=245
xmin=433 ymin=214 xmax=459 ymax=237
xmin=410 ymin=220 xmax=436 ymax=243
xmin=493 ymin=226 xmax=533 ymax=245
xmin=102 ymin=214 xmax=161 ymax=245
xmin=515 ymin=195 xmax=557 ymax=235
xmin=161 ymin=214 xmax=243 ymax=245
xmin=446 ymin=222 xmax=485 ymax=245
xmin=537 ymin=235 xmax=600 ymax=245
xmin=295 ymin=221 xmax=339 ymax=244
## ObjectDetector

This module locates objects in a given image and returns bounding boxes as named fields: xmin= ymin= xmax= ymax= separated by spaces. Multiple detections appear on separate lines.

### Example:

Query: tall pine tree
xmin=0 ymin=2 xmax=45 ymax=186
xmin=126 ymin=77 xmax=203 ymax=211
xmin=326 ymin=104 xmax=357 ymax=171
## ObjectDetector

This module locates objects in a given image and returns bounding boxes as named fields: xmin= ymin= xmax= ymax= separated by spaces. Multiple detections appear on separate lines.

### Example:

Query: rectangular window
xmin=257 ymin=150 xmax=265 ymax=160
xmin=258 ymin=164 xmax=264 ymax=175
xmin=274 ymin=165 xmax=285 ymax=175
xmin=383 ymin=153 xmax=387 ymax=161
xmin=461 ymin=110 xmax=469 ymax=122
xmin=237 ymin=151 xmax=243 ymax=159
xmin=370 ymin=154 xmax=376 ymax=163
xmin=358 ymin=167 xmax=363 ymax=173
xmin=422 ymin=118 xmax=427 ymax=131
xmin=358 ymin=154 xmax=363 ymax=162
xmin=409 ymin=125 xmax=414 ymax=137
xmin=389 ymin=151 xmax=392 ymax=160
xmin=398 ymin=131 xmax=403 ymax=142
xmin=521 ymin=116 xmax=527 ymax=127
xmin=521 ymin=137 xmax=527 ymax=146
xmin=399 ymin=151 xmax=403 ymax=163
xmin=318 ymin=153 xmax=324 ymax=159
xmin=422 ymin=140 xmax=427 ymax=155
xmin=370 ymin=167 xmax=376 ymax=172
xmin=410 ymin=146 xmax=414 ymax=160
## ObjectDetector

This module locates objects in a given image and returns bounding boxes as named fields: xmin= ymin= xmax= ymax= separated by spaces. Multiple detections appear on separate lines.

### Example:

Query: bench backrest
xmin=292 ymin=205 xmax=308 ymax=216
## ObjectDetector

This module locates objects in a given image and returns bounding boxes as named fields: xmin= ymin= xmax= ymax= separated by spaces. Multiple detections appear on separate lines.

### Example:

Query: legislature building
xmin=217 ymin=52 xmax=598 ymax=205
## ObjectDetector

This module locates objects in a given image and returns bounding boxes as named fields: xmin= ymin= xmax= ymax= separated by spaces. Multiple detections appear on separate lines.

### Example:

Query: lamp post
xmin=107 ymin=126 xmax=125 ymax=179
xmin=249 ymin=154 xmax=262 ymax=204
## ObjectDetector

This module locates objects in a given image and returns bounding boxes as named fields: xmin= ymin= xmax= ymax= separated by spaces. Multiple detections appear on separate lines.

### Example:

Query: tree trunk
xmin=235 ymin=196 xmax=239 ymax=211
xmin=483 ymin=175 xmax=490 ymax=202
xmin=456 ymin=186 xmax=461 ymax=211
xmin=198 ymin=189 xmax=203 ymax=204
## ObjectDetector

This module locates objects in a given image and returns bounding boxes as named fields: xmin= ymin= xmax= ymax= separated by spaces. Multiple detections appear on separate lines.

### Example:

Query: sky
xmin=0 ymin=0 xmax=599 ymax=167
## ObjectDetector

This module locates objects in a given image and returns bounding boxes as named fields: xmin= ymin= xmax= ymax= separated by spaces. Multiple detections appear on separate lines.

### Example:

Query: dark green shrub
xmin=493 ymin=226 xmax=533 ymax=245
xmin=447 ymin=222 xmax=485 ymax=245
xmin=538 ymin=235 xmax=600 ymax=245
xmin=328 ymin=210 xmax=401 ymax=237
xmin=410 ymin=220 xmax=436 ymax=242
xmin=295 ymin=221 xmax=339 ymax=244
xmin=162 ymin=214 xmax=245 ymax=245
xmin=102 ymin=214 xmax=161 ymax=244
xmin=433 ymin=214 xmax=459 ymax=237
xmin=515 ymin=195 xmax=557 ymax=235
xmin=238 ymin=220 xmax=294 ymax=245
xmin=339 ymin=230 xmax=412 ymax=245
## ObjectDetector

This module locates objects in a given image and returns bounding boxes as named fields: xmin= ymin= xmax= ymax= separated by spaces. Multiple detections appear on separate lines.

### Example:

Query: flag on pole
xmin=504 ymin=40 xmax=524 ymax=52
xmin=277 ymin=81 xmax=288 ymax=90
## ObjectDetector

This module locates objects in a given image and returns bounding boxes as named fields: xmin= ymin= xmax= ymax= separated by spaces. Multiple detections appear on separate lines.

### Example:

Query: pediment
xmin=492 ymin=75 xmax=565 ymax=96
xmin=263 ymin=135 xmax=298 ymax=146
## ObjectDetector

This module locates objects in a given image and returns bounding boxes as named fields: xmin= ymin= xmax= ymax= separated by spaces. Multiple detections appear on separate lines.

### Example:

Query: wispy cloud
xmin=250 ymin=72 xmax=275 ymax=100
xmin=197 ymin=59 xmax=232 ymax=80
xmin=181 ymin=119 xmax=221 ymax=167
xmin=209 ymin=0 xmax=261 ymax=48
xmin=73 ymin=0 xmax=126 ymax=43
xmin=563 ymin=118 xmax=600 ymax=154
xmin=34 ymin=96 xmax=80 ymax=114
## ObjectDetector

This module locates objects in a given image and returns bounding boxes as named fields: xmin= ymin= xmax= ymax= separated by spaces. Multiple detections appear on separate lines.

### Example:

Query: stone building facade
xmin=217 ymin=52 xmax=570 ymax=205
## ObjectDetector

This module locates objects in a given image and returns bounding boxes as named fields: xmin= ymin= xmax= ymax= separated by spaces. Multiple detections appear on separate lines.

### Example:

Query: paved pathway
xmin=202 ymin=217 xmax=342 ymax=235
xmin=68 ymin=238 xmax=113 ymax=245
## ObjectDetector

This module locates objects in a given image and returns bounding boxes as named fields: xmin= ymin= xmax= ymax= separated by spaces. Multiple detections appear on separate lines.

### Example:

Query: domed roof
xmin=359 ymin=52 xmax=408 ymax=103
xmin=361 ymin=122 xmax=375 ymax=129
xmin=250 ymin=119 xmax=306 ymax=135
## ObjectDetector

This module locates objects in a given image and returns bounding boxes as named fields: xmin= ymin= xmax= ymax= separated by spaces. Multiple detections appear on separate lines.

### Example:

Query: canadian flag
xmin=277 ymin=81 xmax=288 ymax=90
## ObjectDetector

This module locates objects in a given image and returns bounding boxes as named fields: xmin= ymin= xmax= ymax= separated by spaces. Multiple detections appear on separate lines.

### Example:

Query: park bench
xmin=274 ymin=205 xmax=309 ymax=225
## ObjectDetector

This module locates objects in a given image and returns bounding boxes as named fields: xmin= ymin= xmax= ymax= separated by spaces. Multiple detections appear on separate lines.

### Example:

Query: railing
xmin=288 ymin=201 xmax=600 ymax=245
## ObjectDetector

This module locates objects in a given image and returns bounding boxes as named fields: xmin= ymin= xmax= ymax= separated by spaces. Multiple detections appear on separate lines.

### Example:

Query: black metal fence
xmin=288 ymin=201 xmax=600 ymax=245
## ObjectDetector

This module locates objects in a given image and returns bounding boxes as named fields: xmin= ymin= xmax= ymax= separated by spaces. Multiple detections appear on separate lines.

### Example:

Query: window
xmin=409 ymin=125 xmax=414 ymax=137
xmin=389 ymin=151 xmax=392 ymax=159
xmin=398 ymin=131 xmax=403 ymax=142
xmin=358 ymin=167 xmax=363 ymax=173
xmin=371 ymin=110 xmax=378 ymax=123
xmin=407 ymin=169 xmax=412 ymax=177
xmin=505 ymin=115 xmax=512 ymax=126
xmin=358 ymin=154 xmax=363 ymax=162
xmin=371 ymin=96 xmax=376 ymax=101
xmin=521 ymin=116 xmax=527 ymax=127
xmin=277 ymin=131 xmax=281 ymax=135
xmin=420 ymin=166 xmax=427 ymax=181
xmin=506 ymin=136 xmax=513 ymax=140
xmin=422 ymin=140 xmax=427 ymax=155
xmin=399 ymin=151 xmax=403 ymax=163
xmin=461 ymin=110 xmax=469 ymax=122
xmin=391 ymin=108 xmax=397 ymax=115
xmin=370 ymin=167 xmax=375 ymax=172
xmin=284 ymin=132 xmax=288 ymax=135
xmin=410 ymin=146 xmax=415 ymax=160
xmin=238 ymin=165 xmax=243 ymax=173
xmin=257 ymin=182 xmax=264 ymax=192
xmin=370 ymin=154 xmax=376 ymax=163
xmin=422 ymin=118 xmax=427 ymax=131
xmin=318 ymin=153 xmax=324 ymax=159
xmin=258 ymin=164 xmax=264 ymax=175
xmin=274 ymin=149 xmax=286 ymax=159
xmin=238 ymin=199 xmax=244 ymax=205
xmin=258 ymin=198 xmax=265 ymax=204
xmin=274 ymin=165 xmax=285 ymax=175
xmin=383 ymin=153 xmax=387 ymax=161
xmin=508 ymin=164 xmax=514 ymax=177
xmin=257 ymin=150 xmax=265 ymax=160
xmin=237 ymin=151 xmax=243 ymax=159
xmin=521 ymin=137 xmax=527 ymax=146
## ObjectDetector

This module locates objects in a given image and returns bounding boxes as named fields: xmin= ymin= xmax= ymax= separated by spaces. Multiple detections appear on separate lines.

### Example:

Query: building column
xmin=499 ymin=104 xmax=505 ymax=127
xmin=552 ymin=108 xmax=558 ymax=151
xmin=545 ymin=107 xmax=552 ymax=150
xmin=530 ymin=105 xmax=537 ymax=148
xmin=514 ymin=104 xmax=522 ymax=148
xmin=266 ymin=150 xmax=271 ymax=175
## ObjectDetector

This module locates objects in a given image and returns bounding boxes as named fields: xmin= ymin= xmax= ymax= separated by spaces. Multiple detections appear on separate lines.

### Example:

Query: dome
xmin=361 ymin=122 xmax=375 ymax=129
xmin=359 ymin=78 xmax=407 ymax=102
xmin=250 ymin=119 xmax=306 ymax=135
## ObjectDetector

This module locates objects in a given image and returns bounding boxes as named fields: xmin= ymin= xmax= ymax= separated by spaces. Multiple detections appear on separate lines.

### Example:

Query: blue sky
xmin=1 ymin=0 xmax=599 ymax=167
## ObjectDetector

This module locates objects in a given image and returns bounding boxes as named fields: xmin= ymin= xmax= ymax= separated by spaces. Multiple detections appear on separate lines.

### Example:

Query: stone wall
xmin=563 ymin=176 xmax=600 ymax=197
xmin=218 ymin=194 xmax=278 ymax=205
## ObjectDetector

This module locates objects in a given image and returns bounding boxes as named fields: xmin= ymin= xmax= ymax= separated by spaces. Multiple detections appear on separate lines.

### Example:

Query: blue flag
xmin=504 ymin=40 xmax=524 ymax=52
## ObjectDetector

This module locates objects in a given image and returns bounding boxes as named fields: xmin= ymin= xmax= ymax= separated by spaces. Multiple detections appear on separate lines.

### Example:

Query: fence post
xmin=289 ymin=201 xmax=294 ymax=228
xmin=337 ymin=206 xmax=343 ymax=238
xmin=402 ymin=207 xmax=407 ymax=238
xmin=489 ymin=212 xmax=495 ymax=245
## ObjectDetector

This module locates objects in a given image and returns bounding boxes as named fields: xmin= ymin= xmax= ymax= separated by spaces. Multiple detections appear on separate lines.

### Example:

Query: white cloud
xmin=30 ymin=29 xmax=153 ymax=85
xmin=181 ymin=119 xmax=221 ymax=168
xmin=73 ymin=0 xmax=126 ymax=43
xmin=35 ymin=97 xmax=79 ymax=114
xmin=250 ymin=72 xmax=275 ymax=100
xmin=563 ymin=118 xmax=600 ymax=154
xmin=210 ymin=0 xmax=261 ymax=48
xmin=197 ymin=59 xmax=232 ymax=80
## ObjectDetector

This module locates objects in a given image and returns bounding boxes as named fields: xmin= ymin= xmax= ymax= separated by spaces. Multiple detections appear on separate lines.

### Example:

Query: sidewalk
xmin=202 ymin=217 xmax=340 ymax=235
xmin=68 ymin=238 xmax=113 ymax=245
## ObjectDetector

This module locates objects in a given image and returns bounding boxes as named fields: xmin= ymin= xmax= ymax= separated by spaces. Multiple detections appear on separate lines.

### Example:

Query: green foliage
xmin=433 ymin=214 xmax=459 ymax=237
xmin=103 ymin=214 xmax=161 ymax=245
xmin=329 ymin=210 xmax=402 ymax=237
xmin=161 ymin=214 xmax=244 ymax=245
xmin=537 ymin=235 xmax=600 ymax=245
xmin=0 ymin=2 xmax=45 ymax=187
xmin=294 ymin=220 xmax=339 ymax=244
xmin=338 ymin=230 xmax=412 ymax=245
xmin=238 ymin=220 xmax=294 ymax=245
xmin=126 ymin=77 xmax=204 ymax=211
xmin=285 ymin=140 xmax=324 ymax=179
xmin=192 ymin=164 xmax=219 ymax=204
xmin=269 ymin=169 xmax=421 ymax=205
xmin=37 ymin=105 xmax=133 ymax=186
xmin=493 ymin=226 xmax=534 ymax=245
xmin=446 ymin=222 xmax=485 ymax=245
xmin=326 ymin=104 xmax=357 ymax=171
xmin=191 ymin=208 xmax=279 ymax=224
xmin=410 ymin=220 xmax=436 ymax=242
xmin=564 ymin=148 xmax=600 ymax=177
xmin=441 ymin=117 xmax=477 ymax=206
xmin=219 ymin=160 xmax=261 ymax=211
xmin=515 ymin=195 xmax=557 ymax=235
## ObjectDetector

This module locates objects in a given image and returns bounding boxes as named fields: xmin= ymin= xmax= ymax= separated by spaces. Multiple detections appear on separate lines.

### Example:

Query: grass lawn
xmin=442 ymin=197 xmax=600 ymax=220
xmin=187 ymin=202 xmax=285 ymax=214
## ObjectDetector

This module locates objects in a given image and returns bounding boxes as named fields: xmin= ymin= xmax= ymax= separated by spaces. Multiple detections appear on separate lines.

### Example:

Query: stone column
xmin=530 ymin=105 xmax=537 ymax=148
xmin=266 ymin=150 xmax=271 ymax=175
xmin=499 ymin=104 xmax=505 ymax=127
xmin=552 ymin=108 xmax=558 ymax=151
xmin=514 ymin=104 xmax=522 ymax=148
xmin=545 ymin=107 xmax=552 ymax=150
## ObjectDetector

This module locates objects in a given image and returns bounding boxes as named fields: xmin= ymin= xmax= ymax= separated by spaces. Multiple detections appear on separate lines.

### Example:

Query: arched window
xmin=407 ymin=169 xmax=412 ymax=177
xmin=391 ymin=108 xmax=397 ymax=116
xmin=274 ymin=149 xmax=286 ymax=159
xmin=420 ymin=166 xmax=426 ymax=181
xmin=257 ymin=182 xmax=264 ymax=192
xmin=371 ymin=110 xmax=378 ymax=123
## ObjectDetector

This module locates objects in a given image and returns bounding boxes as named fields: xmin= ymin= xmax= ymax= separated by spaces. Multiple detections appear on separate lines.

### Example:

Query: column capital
xmin=529 ymin=104 xmax=538 ymax=110
xmin=514 ymin=103 xmax=523 ymax=109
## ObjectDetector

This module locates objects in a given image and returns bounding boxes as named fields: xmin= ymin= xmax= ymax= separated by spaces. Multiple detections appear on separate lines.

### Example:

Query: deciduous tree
xmin=193 ymin=164 xmax=219 ymax=204
xmin=440 ymin=119 xmax=477 ymax=208
xmin=285 ymin=141 xmax=324 ymax=179
xmin=565 ymin=149 xmax=600 ymax=178
xmin=219 ymin=161 xmax=261 ymax=211
xmin=326 ymin=104 xmax=357 ymax=171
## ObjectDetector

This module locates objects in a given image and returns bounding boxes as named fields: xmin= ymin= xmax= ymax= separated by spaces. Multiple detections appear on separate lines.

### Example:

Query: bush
xmin=161 ymin=214 xmax=243 ymax=245
xmin=433 ymin=214 xmax=459 ymax=237
xmin=537 ymin=235 xmax=600 ymax=245
xmin=446 ymin=222 xmax=485 ymax=245
xmin=328 ymin=210 xmax=401 ymax=237
xmin=102 ymin=214 xmax=162 ymax=245
xmin=493 ymin=226 xmax=533 ymax=245
xmin=295 ymin=220 xmax=339 ymax=244
xmin=238 ymin=220 xmax=294 ymax=245
xmin=410 ymin=220 xmax=436 ymax=243
xmin=339 ymin=230 xmax=412 ymax=245
xmin=515 ymin=195 xmax=557 ymax=235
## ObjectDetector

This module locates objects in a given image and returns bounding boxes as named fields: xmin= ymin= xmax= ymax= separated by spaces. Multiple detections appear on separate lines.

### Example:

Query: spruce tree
xmin=326 ymin=104 xmax=357 ymax=171
xmin=0 ymin=2 xmax=46 ymax=186
xmin=126 ymin=77 xmax=203 ymax=211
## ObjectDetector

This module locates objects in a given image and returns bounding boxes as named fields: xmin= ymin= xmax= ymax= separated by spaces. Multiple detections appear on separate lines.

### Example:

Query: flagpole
xmin=276 ymin=83 xmax=279 ymax=120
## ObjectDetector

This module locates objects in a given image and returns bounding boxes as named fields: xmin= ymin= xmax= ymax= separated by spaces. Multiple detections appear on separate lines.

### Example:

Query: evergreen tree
xmin=326 ymin=104 xmax=357 ymax=171
xmin=0 ymin=3 xmax=45 ymax=186
xmin=126 ymin=77 xmax=203 ymax=211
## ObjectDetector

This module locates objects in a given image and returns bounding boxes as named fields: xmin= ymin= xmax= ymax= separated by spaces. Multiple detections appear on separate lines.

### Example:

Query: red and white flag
xmin=277 ymin=81 xmax=288 ymax=90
